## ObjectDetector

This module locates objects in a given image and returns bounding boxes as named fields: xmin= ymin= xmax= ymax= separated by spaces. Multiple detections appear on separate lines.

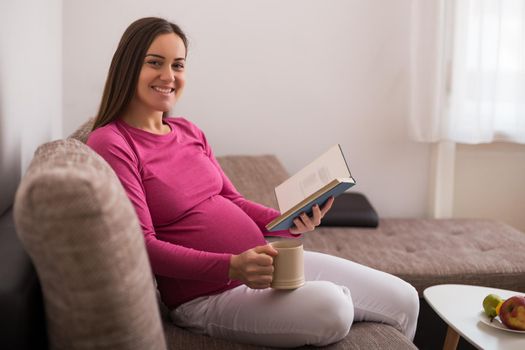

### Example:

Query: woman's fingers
xmin=231 ymin=245 xmax=279 ymax=289
xmin=245 ymin=264 xmax=274 ymax=289
xmin=311 ymin=205 xmax=322 ymax=225
xmin=320 ymin=196 xmax=335 ymax=216
xmin=289 ymin=197 xmax=336 ymax=233
xmin=253 ymin=244 xmax=278 ymax=258
xmin=293 ymin=217 xmax=308 ymax=232
xmin=300 ymin=212 xmax=316 ymax=230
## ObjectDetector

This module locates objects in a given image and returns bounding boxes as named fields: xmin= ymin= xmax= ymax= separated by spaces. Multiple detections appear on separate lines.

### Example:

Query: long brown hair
xmin=92 ymin=17 xmax=188 ymax=131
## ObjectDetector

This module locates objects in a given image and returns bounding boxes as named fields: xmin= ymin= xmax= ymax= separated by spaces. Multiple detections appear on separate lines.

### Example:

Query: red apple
xmin=498 ymin=295 xmax=525 ymax=331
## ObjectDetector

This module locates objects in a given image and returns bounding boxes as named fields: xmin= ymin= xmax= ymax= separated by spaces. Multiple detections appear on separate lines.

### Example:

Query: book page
xmin=275 ymin=145 xmax=351 ymax=213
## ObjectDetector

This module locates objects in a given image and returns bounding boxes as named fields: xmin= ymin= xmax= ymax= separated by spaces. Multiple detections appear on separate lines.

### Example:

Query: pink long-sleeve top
xmin=87 ymin=117 xmax=295 ymax=308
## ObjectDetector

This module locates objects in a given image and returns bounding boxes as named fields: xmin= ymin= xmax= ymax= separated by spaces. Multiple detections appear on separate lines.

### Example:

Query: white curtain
xmin=410 ymin=0 xmax=525 ymax=144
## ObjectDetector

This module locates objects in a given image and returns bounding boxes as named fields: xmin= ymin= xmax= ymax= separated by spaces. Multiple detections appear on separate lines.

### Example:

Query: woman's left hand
xmin=289 ymin=196 xmax=335 ymax=234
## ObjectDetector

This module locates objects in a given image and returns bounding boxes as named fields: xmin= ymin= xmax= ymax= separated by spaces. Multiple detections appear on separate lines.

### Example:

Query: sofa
xmin=2 ymin=119 xmax=525 ymax=350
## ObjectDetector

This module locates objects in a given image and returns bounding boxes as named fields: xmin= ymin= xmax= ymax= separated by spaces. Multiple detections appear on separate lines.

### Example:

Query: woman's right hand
xmin=229 ymin=245 xmax=278 ymax=289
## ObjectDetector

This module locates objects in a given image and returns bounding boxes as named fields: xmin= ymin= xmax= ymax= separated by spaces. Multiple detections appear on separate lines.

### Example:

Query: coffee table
xmin=424 ymin=284 xmax=525 ymax=350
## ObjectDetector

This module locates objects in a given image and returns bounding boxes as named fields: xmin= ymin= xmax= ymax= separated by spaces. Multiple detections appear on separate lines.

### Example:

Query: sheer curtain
xmin=410 ymin=0 xmax=525 ymax=144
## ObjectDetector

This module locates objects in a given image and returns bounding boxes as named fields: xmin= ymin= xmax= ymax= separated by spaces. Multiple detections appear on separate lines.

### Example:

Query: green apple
xmin=483 ymin=294 xmax=504 ymax=319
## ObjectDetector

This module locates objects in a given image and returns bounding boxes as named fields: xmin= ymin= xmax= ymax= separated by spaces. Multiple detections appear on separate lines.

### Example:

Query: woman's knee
xmin=399 ymin=282 xmax=419 ymax=319
xmin=393 ymin=281 xmax=420 ymax=340
xmin=407 ymin=284 xmax=420 ymax=314
xmin=303 ymin=281 xmax=354 ymax=345
xmin=406 ymin=284 xmax=420 ymax=331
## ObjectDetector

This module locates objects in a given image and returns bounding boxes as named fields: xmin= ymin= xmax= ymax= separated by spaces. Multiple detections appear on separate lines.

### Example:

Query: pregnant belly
xmin=155 ymin=195 xmax=267 ymax=254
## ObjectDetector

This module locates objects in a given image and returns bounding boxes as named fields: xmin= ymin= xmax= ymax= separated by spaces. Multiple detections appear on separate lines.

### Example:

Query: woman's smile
xmin=151 ymin=85 xmax=175 ymax=95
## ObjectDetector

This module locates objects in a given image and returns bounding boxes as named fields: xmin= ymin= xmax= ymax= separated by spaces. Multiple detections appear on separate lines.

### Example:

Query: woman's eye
xmin=146 ymin=60 xmax=162 ymax=67
xmin=173 ymin=63 xmax=185 ymax=70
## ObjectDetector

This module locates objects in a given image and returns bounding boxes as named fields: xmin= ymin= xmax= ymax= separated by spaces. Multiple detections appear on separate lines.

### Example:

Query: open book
xmin=266 ymin=144 xmax=356 ymax=232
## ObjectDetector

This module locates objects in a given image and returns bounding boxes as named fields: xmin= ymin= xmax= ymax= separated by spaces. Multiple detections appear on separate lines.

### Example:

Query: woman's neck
xmin=121 ymin=109 xmax=170 ymax=135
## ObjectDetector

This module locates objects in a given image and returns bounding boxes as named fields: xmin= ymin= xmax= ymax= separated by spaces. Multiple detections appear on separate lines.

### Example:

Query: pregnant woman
xmin=87 ymin=17 xmax=419 ymax=348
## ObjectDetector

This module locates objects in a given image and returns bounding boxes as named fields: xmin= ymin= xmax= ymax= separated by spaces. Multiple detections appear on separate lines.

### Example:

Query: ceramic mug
xmin=270 ymin=239 xmax=305 ymax=289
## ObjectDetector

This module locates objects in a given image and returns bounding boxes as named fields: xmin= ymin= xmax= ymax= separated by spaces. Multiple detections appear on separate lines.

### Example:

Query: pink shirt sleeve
xmin=87 ymin=129 xmax=232 ymax=283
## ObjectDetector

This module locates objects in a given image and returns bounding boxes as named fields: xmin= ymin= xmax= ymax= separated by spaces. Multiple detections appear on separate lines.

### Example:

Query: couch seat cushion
xmin=304 ymin=218 xmax=525 ymax=295
xmin=163 ymin=319 xmax=417 ymax=350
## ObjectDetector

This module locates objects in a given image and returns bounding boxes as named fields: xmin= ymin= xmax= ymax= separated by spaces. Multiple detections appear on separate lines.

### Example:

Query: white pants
xmin=170 ymin=251 xmax=419 ymax=348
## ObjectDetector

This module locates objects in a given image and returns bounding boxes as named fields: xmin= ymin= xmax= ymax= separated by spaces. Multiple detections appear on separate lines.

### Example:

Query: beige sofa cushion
xmin=304 ymin=219 xmax=525 ymax=295
xmin=163 ymin=321 xmax=417 ymax=350
xmin=14 ymin=138 xmax=167 ymax=350
xmin=68 ymin=117 xmax=94 ymax=144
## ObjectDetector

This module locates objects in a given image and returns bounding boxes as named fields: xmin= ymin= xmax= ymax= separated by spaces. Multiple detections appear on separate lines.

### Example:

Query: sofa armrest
xmin=14 ymin=139 xmax=167 ymax=350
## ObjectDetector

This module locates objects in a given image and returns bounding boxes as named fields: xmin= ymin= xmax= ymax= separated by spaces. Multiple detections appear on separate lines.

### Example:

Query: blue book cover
xmin=266 ymin=180 xmax=355 ymax=231
xmin=266 ymin=144 xmax=356 ymax=232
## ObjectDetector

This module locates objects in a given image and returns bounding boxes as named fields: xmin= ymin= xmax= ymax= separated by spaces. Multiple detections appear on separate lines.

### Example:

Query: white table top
xmin=424 ymin=284 xmax=525 ymax=350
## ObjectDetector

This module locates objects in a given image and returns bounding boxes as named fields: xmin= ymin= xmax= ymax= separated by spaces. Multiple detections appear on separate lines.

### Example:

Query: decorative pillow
xmin=319 ymin=192 xmax=379 ymax=228
xmin=14 ymin=138 xmax=167 ymax=350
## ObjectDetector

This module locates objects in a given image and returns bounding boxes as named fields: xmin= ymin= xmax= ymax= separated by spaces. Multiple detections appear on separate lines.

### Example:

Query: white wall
xmin=63 ymin=0 xmax=431 ymax=218
xmin=0 ymin=0 xmax=62 ymax=215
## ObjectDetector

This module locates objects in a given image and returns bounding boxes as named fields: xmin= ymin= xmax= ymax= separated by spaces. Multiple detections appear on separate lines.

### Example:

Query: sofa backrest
xmin=13 ymin=138 xmax=167 ymax=350
xmin=68 ymin=117 xmax=94 ymax=144
xmin=217 ymin=155 xmax=289 ymax=210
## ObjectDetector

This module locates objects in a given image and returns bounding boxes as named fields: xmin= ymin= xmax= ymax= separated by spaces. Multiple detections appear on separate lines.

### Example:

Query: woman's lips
xmin=151 ymin=86 xmax=175 ymax=95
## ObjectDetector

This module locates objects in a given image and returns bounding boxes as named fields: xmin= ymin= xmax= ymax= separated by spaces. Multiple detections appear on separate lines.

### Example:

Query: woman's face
xmin=133 ymin=33 xmax=186 ymax=115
